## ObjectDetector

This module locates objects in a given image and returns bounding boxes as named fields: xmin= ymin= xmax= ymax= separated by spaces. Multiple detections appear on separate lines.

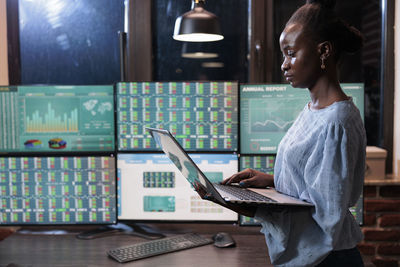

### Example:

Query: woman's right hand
xmin=221 ymin=168 xmax=274 ymax=188
xmin=193 ymin=181 xmax=257 ymax=218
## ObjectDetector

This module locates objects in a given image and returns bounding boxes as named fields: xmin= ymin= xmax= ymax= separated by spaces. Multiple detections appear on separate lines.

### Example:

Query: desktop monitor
xmin=117 ymin=153 xmax=238 ymax=222
xmin=240 ymin=83 xmax=364 ymax=154
xmin=116 ymin=82 xmax=238 ymax=152
xmin=0 ymin=155 xmax=117 ymax=225
xmin=0 ymin=85 xmax=115 ymax=153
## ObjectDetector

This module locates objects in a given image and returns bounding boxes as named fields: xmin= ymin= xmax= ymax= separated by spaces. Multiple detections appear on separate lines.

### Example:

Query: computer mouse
xmin=212 ymin=232 xmax=236 ymax=248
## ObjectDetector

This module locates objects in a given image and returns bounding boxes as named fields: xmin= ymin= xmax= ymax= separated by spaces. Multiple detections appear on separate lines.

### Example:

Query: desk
xmin=0 ymin=223 xmax=272 ymax=267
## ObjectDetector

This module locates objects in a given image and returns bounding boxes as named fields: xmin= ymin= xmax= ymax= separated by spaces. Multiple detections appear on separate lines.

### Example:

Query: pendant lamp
xmin=173 ymin=0 xmax=224 ymax=42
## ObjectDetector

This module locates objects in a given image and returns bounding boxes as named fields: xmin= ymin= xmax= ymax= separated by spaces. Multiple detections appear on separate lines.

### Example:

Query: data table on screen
xmin=0 ymin=156 xmax=117 ymax=225
xmin=116 ymin=82 xmax=238 ymax=152
xmin=117 ymin=153 xmax=238 ymax=222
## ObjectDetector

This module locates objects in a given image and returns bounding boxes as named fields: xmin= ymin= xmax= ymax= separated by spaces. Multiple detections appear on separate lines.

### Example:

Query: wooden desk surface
xmin=0 ymin=223 xmax=272 ymax=267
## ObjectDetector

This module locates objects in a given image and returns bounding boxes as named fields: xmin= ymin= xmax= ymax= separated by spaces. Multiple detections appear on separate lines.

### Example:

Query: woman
xmin=200 ymin=0 xmax=366 ymax=266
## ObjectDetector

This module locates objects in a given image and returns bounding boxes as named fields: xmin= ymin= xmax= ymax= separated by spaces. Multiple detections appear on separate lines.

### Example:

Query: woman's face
xmin=279 ymin=23 xmax=322 ymax=89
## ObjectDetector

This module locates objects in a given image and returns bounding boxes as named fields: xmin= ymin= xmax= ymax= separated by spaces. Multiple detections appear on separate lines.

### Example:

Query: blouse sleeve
xmin=303 ymin=121 xmax=363 ymax=247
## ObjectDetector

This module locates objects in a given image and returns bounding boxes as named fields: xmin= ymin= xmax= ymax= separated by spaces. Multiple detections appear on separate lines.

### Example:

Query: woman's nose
xmin=281 ymin=59 xmax=289 ymax=72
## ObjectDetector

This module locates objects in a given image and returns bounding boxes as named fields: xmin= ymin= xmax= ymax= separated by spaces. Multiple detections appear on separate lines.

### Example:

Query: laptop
xmin=146 ymin=128 xmax=313 ymax=207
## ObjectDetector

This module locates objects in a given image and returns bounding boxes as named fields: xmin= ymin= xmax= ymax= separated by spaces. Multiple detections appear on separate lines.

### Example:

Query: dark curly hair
xmin=286 ymin=0 xmax=364 ymax=60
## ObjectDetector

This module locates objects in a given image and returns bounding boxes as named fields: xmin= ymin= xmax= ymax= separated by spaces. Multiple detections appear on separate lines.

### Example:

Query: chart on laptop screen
xmin=116 ymin=82 xmax=238 ymax=151
xmin=117 ymin=153 xmax=238 ymax=221
xmin=0 ymin=85 xmax=114 ymax=153
xmin=240 ymin=83 xmax=364 ymax=154
xmin=0 ymin=156 xmax=117 ymax=225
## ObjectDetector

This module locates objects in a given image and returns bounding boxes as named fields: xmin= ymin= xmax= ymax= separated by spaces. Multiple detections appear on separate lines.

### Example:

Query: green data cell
xmin=143 ymin=196 xmax=175 ymax=212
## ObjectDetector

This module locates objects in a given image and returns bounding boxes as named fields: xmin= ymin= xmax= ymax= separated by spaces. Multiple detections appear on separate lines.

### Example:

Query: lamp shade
xmin=173 ymin=0 xmax=224 ymax=42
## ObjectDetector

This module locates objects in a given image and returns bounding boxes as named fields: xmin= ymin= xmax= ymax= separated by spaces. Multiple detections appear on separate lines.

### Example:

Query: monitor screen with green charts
xmin=0 ymin=85 xmax=115 ymax=153
xmin=240 ymin=83 xmax=364 ymax=154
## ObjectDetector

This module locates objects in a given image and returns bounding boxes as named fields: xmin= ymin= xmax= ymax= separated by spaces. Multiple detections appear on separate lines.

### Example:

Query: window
xmin=151 ymin=0 xmax=249 ymax=82
xmin=18 ymin=0 xmax=124 ymax=85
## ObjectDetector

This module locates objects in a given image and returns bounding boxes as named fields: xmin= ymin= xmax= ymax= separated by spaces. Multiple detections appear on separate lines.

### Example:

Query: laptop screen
xmin=147 ymin=128 xmax=227 ymax=204
xmin=149 ymin=129 xmax=207 ymax=188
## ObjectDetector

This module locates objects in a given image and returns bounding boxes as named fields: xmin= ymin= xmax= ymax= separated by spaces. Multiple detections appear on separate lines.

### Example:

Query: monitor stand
xmin=76 ymin=222 xmax=165 ymax=240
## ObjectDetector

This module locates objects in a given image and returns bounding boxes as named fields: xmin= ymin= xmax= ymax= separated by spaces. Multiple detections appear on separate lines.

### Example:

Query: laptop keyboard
xmin=213 ymin=184 xmax=276 ymax=203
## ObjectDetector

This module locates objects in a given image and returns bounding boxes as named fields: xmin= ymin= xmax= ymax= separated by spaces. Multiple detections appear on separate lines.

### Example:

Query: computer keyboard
xmin=107 ymin=233 xmax=213 ymax=263
xmin=213 ymin=183 xmax=276 ymax=202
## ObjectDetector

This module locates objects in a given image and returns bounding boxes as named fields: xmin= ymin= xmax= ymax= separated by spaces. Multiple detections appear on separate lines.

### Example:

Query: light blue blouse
xmin=255 ymin=99 xmax=366 ymax=267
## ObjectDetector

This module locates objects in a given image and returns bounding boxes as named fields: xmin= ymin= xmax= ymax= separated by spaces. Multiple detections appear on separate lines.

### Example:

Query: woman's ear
xmin=318 ymin=41 xmax=333 ymax=60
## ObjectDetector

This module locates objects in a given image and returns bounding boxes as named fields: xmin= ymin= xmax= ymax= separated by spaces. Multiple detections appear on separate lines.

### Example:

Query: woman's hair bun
xmin=287 ymin=0 xmax=363 ymax=55
xmin=340 ymin=23 xmax=364 ymax=53
xmin=306 ymin=0 xmax=336 ymax=10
